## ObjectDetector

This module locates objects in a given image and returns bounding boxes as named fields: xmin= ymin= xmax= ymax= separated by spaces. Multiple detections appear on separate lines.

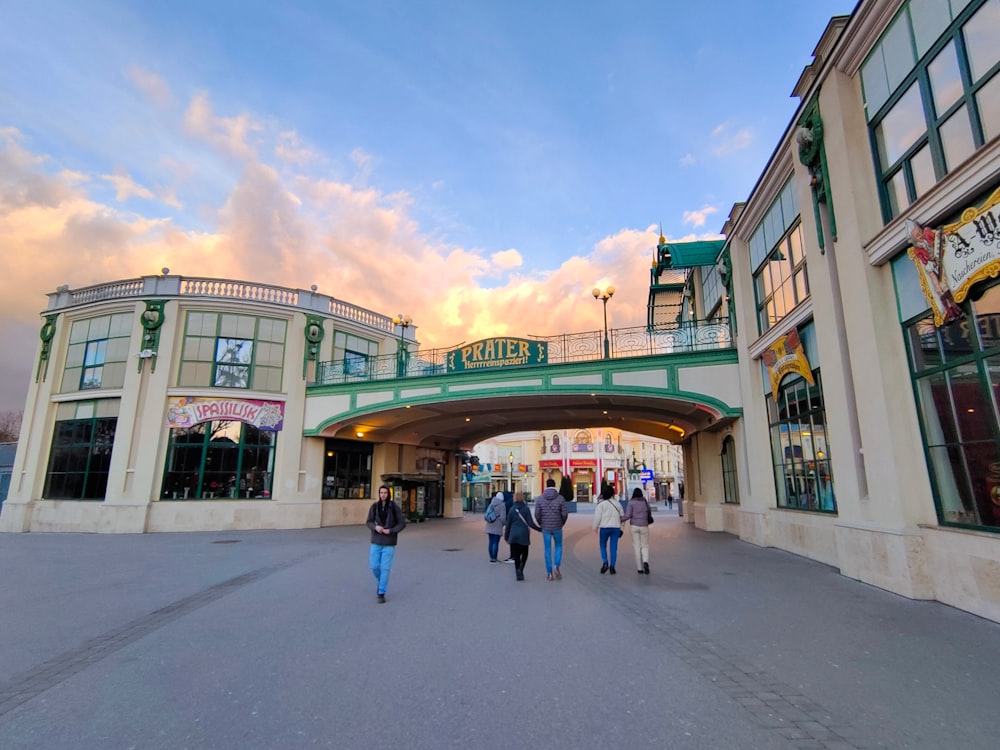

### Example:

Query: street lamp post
xmin=508 ymin=452 xmax=515 ymax=493
xmin=592 ymin=286 xmax=615 ymax=359
xmin=392 ymin=314 xmax=412 ymax=377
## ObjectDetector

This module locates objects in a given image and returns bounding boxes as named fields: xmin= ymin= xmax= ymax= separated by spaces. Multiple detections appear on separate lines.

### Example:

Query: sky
xmin=0 ymin=0 xmax=852 ymax=413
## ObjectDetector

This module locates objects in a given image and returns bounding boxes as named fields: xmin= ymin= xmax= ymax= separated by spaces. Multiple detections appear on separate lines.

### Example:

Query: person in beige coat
xmin=592 ymin=486 xmax=623 ymax=574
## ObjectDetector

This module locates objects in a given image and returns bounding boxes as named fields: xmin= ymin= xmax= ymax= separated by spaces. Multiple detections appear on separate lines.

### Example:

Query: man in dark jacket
xmin=534 ymin=478 xmax=568 ymax=581
xmin=366 ymin=485 xmax=406 ymax=603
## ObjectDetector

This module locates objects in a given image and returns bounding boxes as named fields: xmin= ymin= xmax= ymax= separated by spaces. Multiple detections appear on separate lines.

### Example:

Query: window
xmin=701 ymin=262 xmax=724 ymax=317
xmin=572 ymin=430 xmax=593 ymax=452
xmin=901 ymin=280 xmax=1000 ymax=530
xmin=551 ymin=434 xmax=561 ymax=453
xmin=179 ymin=312 xmax=286 ymax=391
xmin=61 ymin=313 xmax=132 ymax=392
xmin=767 ymin=371 xmax=836 ymax=513
xmin=754 ymin=224 xmax=809 ymax=334
xmin=161 ymin=420 xmax=276 ymax=500
xmin=44 ymin=400 xmax=118 ymax=499
xmin=721 ymin=436 xmax=739 ymax=504
xmin=863 ymin=0 xmax=1000 ymax=221
xmin=321 ymin=439 xmax=373 ymax=499
xmin=750 ymin=178 xmax=807 ymax=334
xmin=333 ymin=332 xmax=379 ymax=380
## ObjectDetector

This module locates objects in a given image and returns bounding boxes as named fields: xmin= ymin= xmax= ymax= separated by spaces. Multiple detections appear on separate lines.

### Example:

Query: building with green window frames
xmin=704 ymin=0 xmax=1000 ymax=623
xmin=0 ymin=275 xmax=428 ymax=534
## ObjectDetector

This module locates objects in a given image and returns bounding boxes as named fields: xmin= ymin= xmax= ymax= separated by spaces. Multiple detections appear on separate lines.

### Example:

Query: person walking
xmin=365 ymin=485 xmax=406 ymax=603
xmin=622 ymin=487 xmax=652 ymax=575
xmin=534 ymin=478 xmax=568 ymax=581
xmin=485 ymin=491 xmax=507 ymax=563
xmin=502 ymin=491 xmax=516 ymax=563
xmin=504 ymin=492 xmax=542 ymax=581
xmin=592 ymin=486 xmax=623 ymax=574
xmin=666 ymin=493 xmax=674 ymax=511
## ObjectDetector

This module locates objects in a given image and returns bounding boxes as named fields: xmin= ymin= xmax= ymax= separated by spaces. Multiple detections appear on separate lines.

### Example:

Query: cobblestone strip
xmin=569 ymin=546 xmax=879 ymax=750
xmin=0 ymin=561 xmax=296 ymax=720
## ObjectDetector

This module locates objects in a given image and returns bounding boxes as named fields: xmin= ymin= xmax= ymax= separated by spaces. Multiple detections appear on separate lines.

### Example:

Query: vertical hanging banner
xmin=907 ymin=187 xmax=1000 ymax=326
xmin=762 ymin=328 xmax=814 ymax=400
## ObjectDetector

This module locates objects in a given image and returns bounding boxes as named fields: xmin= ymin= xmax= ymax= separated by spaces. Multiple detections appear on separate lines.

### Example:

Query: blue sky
xmin=0 ymin=0 xmax=851 ymax=411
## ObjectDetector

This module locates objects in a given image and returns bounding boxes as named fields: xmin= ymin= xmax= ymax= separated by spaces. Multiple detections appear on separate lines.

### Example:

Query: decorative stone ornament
xmin=139 ymin=301 xmax=166 ymax=372
xmin=36 ymin=314 xmax=58 ymax=382
xmin=796 ymin=98 xmax=837 ymax=252
xmin=303 ymin=315 xmax=325 ymax=378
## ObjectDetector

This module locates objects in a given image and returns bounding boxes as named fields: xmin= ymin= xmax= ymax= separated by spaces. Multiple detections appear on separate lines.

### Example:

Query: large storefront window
xmin=61 ymin=313 xmax=132 ymax=393
xmin=322 ymin=439 xmax=373 ymax=499
xmin=44 ymin=400 xmax=119 ymax=499
xmin=863 ymin=0 xmax=1000 ymax=221
xmin=178 ymin=312 xmax=286 ymax=391
xmin=769 ymin=375 xmax=835 ymax=512
xmin=764 ymin=325 xmax=836 ymax=513
xmin=903 ymin=281 xmax=1000 ymax=530
xmin=161 ymin=421 xmax=276 ymax=500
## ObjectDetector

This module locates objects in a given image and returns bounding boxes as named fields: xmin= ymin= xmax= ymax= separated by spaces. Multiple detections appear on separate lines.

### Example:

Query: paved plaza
xmin=0 ymin=507 xmax=997 ymax=749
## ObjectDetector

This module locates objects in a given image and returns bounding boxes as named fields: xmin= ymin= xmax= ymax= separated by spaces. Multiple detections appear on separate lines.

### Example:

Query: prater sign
xmin=446 ymin=337 xmax=547 ymax=373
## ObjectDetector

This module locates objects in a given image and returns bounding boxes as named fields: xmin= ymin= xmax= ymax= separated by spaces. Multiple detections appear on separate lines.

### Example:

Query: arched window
xmin=551 ymin=433 xmax=560 ymax=453
xmin=573 ymin=430 xmax=593 ymax=452
xmin=721 ymin=435 xmax=739 ymax=505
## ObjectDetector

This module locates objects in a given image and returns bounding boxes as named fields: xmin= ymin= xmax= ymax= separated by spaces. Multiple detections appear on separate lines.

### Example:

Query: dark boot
xmin=600 ymin=562 xmax=609 ymax=574
xmin=609 ymin=566 xmax=616 ymax=575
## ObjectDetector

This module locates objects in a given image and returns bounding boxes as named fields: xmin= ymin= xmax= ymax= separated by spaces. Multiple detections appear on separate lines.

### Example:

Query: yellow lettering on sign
xmin=484 ymin=339 xmax=495 ymax=360
xmin=519 ymin=341 xmax=529 ymax=359
xmin=473 ymin=342 xmax=484 ymax=361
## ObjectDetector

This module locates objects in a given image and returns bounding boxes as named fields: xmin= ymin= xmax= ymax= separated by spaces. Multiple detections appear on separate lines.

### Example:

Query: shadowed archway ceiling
xmin=319 ymin=392 xmax=731 ymax=449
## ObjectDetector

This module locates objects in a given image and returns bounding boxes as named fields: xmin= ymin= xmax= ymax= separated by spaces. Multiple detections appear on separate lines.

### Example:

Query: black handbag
xmin=645 ymin=499 xmax=654 ymax=524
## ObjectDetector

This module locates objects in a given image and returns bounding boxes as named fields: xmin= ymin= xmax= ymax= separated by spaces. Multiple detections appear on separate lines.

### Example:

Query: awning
xmin=664 ymin=239 xmax=725 ymax=268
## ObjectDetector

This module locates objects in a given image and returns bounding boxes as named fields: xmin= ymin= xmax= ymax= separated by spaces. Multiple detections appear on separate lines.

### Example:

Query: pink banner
xmin=166 ymin=397 xmax=285 ymax=431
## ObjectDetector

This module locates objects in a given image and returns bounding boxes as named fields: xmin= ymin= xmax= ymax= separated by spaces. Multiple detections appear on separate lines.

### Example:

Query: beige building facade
xmin=682 ymin=0 xmax=1000 ymax=623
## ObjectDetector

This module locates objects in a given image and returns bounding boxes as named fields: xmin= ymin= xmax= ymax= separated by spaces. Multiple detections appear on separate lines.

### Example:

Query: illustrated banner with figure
xmin=908 ymin=187 xmax=1000 ymax=326
xmin=763 ymin=328 xmax=814 ymax=401
xmin=166 ymin=397 xmax=285 ymax=431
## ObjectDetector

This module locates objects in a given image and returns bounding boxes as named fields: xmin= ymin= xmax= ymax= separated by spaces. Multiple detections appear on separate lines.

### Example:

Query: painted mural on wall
xmin=166 ymin=397 xmax=286 ymax=431
xmin=446 ymin=338 xmax=547 ymax=372
xmin=908 ymin=187 xmax=1000 ymax=326
xmin=762 ymin=328 xmax=814 ymax=400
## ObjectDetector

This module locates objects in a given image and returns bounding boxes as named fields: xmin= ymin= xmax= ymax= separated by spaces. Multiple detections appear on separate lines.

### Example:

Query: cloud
xmin=711 ymin=122 xmax=752 ymax=156
xmin=275 ymin=130 xmax=318 ymax=167
xmin=490 ymin=249 xmax=522 ymax=270
xmin=101 ymin=166 xmax=155 ymax=202
xmin=682 ymin=205 xmax=718 ymax=228
xmin=680 ymin=153 xmax=696 ymax=167
xmin=183 ymin=92 xmax=262 ymax=161
xmin=125 ymin=65 xmax=173 ymax=107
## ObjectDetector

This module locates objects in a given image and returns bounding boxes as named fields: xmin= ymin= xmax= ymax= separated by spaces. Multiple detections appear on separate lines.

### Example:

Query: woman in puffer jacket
xmin=592 ymin=486 xmax=623 ymax=574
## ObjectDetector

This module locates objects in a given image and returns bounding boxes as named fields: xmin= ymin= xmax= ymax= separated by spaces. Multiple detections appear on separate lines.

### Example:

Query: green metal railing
xmin=313 ymin=319 xmax=731 ymax=386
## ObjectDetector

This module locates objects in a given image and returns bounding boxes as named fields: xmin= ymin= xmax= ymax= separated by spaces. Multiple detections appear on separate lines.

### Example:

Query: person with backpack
xmin=484 ymin=491 xmax=507 ymax=563
xmin=592 ymin=485 xmax=623 ymax=574
xmin=504 ymin=491 xmax=543 ymax=581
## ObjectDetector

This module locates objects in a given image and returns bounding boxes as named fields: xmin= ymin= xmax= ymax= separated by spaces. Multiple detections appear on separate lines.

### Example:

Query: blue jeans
xmin=370 ymin=544 xmax=396 ymax=595
xmin=542 ymin=529 xmax=563 ymax=574
xmin=599 ymin=527 xmax=620 ymax=566
xmin=487 ymin=533 xmax=501 ymax=561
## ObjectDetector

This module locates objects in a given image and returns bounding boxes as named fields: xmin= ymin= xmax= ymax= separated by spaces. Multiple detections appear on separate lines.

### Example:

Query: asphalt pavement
xmin=0 ymin=504 xmax=997 ymax=749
